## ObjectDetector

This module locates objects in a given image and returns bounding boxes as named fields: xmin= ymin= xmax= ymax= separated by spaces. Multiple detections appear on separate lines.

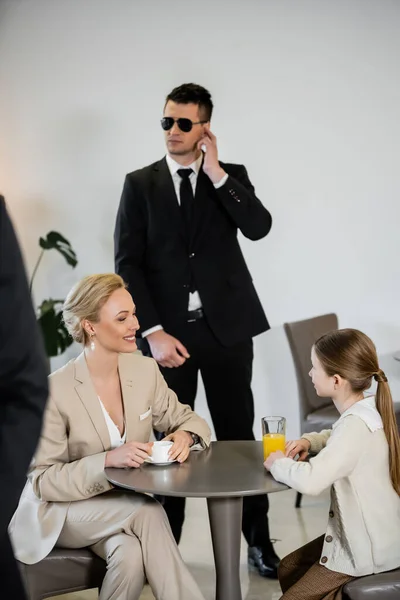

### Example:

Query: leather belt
xmin=187 ymin=308 xmax=204 ymax=323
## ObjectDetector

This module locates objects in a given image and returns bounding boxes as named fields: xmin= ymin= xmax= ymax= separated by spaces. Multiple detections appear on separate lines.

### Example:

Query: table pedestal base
xmin=207 ymin=496 xmax=243 ymax=600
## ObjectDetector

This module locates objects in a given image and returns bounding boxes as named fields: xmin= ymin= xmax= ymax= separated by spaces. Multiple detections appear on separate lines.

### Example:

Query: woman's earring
xmin=90 ymin=334 xmax=95 ymax=351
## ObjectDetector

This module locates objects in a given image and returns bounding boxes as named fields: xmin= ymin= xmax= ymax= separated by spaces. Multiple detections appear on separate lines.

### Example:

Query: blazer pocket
xmin=139 ymin=407 xmax=152 ymax=421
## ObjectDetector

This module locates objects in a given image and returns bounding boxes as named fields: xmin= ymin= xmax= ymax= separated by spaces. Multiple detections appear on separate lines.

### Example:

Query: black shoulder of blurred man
xmin=0 ymin=195 xmax=48 ymax=531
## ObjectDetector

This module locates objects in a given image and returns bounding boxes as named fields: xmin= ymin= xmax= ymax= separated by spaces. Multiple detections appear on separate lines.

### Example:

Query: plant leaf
xmin=39 ymin=237 xmax=50 ymax=250
xmin=38 ymin=299 xmax=64 ymax=317
xmin=38 ymin=231 xmax=77 ymax=268
xmin=46 ymin=231 xmax=70 ymax=245
xmin=38 ymin=305 xmax=73 ymax=357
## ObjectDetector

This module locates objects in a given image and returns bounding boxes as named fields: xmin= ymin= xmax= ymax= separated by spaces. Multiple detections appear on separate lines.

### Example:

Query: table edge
xmin=105 ymin=470 xmax=289 ymax=498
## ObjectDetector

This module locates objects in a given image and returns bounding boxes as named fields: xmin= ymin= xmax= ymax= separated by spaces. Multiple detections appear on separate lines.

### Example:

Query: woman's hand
xmin=285 ymin=438 xmax=311 ymax=462
xmin=264 ymin=450 xmax=285 ymax=471
xmin=105 ymin=441 xmax=153 ymax=469
xmin=163 ymin=430 xmax=192 ymax=463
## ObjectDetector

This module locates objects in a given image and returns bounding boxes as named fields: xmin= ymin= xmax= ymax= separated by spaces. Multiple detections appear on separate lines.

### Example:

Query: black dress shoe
xmin=248 ymin=545 xmax=280 ymax=579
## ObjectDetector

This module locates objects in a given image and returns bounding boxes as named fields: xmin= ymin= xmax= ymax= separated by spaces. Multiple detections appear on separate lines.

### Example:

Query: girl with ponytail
xmin=265 ymin=329 xmax=400 ymax=600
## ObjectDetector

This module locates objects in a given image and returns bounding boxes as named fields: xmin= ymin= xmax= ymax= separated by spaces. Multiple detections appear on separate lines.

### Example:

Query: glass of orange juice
xmin=261 ymin=416 xmax=286 ymax=460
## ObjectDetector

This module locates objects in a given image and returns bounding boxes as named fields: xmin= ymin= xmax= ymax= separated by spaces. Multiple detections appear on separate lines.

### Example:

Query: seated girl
xmin=265 ymin=328 xmax=400 ymax=600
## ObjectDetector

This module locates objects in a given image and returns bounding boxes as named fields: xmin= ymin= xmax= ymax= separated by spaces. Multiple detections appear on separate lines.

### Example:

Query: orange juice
xmin=263 ymin=433 xmax=286 ymax=459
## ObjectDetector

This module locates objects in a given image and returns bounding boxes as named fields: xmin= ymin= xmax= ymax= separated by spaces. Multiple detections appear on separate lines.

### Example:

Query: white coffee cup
xmin=151 ymin=440 xmax=174 ymax=463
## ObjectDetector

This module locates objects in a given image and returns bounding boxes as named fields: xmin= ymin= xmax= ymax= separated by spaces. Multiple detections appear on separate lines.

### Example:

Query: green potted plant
xmin=30 ymin=232 xmax=78 ymax=357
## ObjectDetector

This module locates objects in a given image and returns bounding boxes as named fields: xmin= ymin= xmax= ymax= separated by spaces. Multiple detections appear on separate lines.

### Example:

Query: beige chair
xmin=18 ymin=548 xmax=106 ymax=600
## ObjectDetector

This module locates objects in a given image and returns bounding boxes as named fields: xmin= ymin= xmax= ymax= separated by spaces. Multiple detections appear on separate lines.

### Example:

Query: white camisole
xmin=98 ymin=397 xmax=126 ymax=449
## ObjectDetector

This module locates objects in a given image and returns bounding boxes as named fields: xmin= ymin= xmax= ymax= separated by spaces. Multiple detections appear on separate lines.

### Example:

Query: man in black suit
xmin=114 ymin=84 xmax=279 ymax=577
xmin=0 ymin=196 xmax=48 ymax=598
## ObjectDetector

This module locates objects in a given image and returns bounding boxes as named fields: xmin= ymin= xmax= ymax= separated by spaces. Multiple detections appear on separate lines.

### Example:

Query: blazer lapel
xmin=152 ymin=158 xmax=186 ymax=243
xmin=74 ymin=352 xmax=111 ymax=451
xmin=118 ymin=353 xmax=144 ymax=443
xmin=192 ymin=166 xmax=215 ymax=248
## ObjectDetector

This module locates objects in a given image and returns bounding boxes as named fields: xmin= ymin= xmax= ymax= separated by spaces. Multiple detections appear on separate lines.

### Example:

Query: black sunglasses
xmin=161 ymin=117 xmax=208 ymax=133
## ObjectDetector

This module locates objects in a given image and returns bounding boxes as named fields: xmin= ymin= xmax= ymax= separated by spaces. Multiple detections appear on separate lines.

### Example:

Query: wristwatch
xmin=190 ymin=432 xmax=200 ymax=446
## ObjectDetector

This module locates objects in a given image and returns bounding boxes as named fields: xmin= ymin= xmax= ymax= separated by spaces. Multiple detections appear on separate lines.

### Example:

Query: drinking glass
xmin=261 ymin=416 xmax=286 ymax=460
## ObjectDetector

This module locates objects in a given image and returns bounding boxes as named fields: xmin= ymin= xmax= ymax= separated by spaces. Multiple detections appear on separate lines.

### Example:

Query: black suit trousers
xmin=139 ymin=316 xmax=272 ymax=549
xmin=0 ymin=533 xmax=27 ymax=599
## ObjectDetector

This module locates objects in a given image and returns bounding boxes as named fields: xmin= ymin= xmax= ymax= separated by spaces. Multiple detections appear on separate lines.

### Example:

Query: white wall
xmin=1 ymin=0 xmax=400 ymax=439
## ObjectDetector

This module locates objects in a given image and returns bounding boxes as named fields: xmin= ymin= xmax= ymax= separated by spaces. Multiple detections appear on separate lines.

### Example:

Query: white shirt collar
xmin=165 ymin=153 xmax=203 ymax=177
xmin=336 ymin=396 xmax=383 ymax=432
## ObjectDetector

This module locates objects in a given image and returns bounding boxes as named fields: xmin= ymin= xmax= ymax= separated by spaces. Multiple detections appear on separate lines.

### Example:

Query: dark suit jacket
xmin=0 ymin=196 xmax=48 ymax=533
xmin=114 ymin=158 xmax=272 ymax=347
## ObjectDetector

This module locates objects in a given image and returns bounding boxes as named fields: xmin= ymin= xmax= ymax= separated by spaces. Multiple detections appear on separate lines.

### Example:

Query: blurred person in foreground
xmin=0 ymin=195 xmax=48 ymax=599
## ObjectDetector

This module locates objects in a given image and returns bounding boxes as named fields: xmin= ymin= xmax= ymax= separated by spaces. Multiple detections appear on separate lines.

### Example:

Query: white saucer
xmin=144 ymin=458 xmax=177 ymax=466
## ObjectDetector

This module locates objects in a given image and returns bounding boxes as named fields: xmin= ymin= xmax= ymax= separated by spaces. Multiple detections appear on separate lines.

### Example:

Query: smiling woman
xmin=9 ymin=273 xmax=211 ymax=600
xmin=63 ymin=273 xmax=139 ymax=435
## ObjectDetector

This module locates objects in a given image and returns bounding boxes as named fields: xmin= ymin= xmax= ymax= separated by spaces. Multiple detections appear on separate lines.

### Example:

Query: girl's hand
xmin=285 ymin=438 xmax=311 ymax=462
xmin=264 ymin=450 xmax=285 ymax=471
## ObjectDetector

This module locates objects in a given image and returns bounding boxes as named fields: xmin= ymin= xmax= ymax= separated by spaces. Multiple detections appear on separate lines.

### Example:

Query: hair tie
xmin=374 ymin=370 xmax=388 ymax=383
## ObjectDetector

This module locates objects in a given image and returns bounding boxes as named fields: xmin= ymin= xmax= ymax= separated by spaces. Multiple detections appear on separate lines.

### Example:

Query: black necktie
xmin=177 ymin=168 xmax=196 ymax=292
xmin=177 ymin=168 xmax=194 ymax=229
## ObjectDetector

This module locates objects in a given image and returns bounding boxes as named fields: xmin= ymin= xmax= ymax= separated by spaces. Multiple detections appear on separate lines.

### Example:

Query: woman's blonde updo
xmin=63 ymin=274 xmax=127 ymax=345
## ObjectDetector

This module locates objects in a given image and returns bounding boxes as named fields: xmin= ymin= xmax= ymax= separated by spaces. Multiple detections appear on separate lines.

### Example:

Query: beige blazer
xmin=9 ymin=352 xmax=211 ymax=564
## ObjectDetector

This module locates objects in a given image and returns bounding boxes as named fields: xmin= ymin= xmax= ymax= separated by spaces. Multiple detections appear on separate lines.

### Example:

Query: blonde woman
xmin=10 ymin=274 xmax=210 ymax=600
xmin=265 ymin=329 xmax=400 ymax=600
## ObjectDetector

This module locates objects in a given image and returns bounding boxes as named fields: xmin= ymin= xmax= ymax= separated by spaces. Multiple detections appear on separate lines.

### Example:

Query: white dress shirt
xmin=142 ymin=154 xmax=228 ymax=338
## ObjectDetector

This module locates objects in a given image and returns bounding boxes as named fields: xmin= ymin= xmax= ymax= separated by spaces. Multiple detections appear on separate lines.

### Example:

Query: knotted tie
xmin=177 ymin=168 xmax=194 ymax=228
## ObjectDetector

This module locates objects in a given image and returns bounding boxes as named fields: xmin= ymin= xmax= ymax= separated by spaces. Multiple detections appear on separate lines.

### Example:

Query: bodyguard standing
xmin=114 ymin=84 xmax=279 ymax=577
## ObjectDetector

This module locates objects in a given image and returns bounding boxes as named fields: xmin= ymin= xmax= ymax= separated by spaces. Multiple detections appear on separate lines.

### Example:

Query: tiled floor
xmin=49 ymin=488 xmax=330 ymax=600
